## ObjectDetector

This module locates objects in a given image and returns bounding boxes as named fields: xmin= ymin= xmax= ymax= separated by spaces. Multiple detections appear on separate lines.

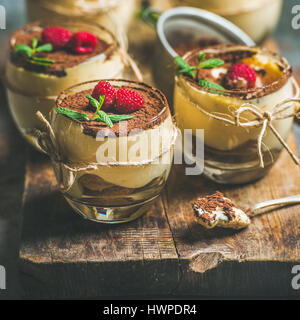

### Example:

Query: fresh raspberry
xmin=91 ymin=81 xmax=116 ymax=111
xmin=42 ymin=26 xmax=72 ymax=50
xmin=69 ymin=31 xmax=98 ymax=54
xmin=227 ymin=63 xmax=256 ymax=88
xmin=115 ymin=89 xmax=144 ymax=113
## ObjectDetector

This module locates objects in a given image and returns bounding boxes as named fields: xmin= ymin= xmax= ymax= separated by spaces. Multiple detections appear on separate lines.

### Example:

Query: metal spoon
xmin=247 ymin=194 xmax=300 ymax=217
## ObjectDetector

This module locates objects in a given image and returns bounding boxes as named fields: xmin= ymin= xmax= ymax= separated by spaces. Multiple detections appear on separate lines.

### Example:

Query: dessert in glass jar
xmin=171 ymin=0 xmax=283 ymax=43
xmin=26 ymin=0 xmax=137 ymax=34
xmin=5 ymin=19 xmax=125 ymax=151
xmin=45 ymin=79 xmax=177 ymax=223
xmin=174 ymin=45 xmax=298 ymax=184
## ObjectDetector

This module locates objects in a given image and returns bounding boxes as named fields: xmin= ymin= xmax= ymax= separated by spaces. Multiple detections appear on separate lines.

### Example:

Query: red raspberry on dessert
xmin=115 ymin=88 xmax=144 ymax=113
xmin=69 ymin=31 xmax=98 ymax=54
xmin=42 ymin=26 xmax=72 ymax=50
xmin=91 ymin=81 xmax=116 ymax=111
xmin=227 ymin=63 xmax=256 ymax=89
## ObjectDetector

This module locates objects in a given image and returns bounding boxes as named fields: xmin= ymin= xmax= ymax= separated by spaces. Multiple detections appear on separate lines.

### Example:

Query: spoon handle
xmin=250 ymin=195 xmax=300 ymax=216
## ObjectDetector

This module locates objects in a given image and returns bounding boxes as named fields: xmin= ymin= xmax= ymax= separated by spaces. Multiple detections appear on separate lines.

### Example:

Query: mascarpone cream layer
xmin=51 ymin=112 xmax=176 ymax=189
xmin=6 ymin=48 xmax=124 ymax=97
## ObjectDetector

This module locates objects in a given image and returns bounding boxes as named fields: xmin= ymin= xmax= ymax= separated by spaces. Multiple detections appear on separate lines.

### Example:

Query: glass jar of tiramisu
xmin=171 ymin=0 xmax=283 ymax=43
xmin=174 ymin=45 xmax=298 ymax=184
xmin=26 ymin=0 xmax=137 ymax=34
xmin=5 ymin=20 xmax=125 ymax=151
xmin=45 ymin=79 xmax=177 ymax=223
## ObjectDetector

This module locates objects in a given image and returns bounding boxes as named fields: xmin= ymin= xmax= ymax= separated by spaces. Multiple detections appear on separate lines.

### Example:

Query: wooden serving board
xmin=18 ymin=135 xmax=300 ymax=299
xmin=8 ymin=19 xmax=299 ymax=299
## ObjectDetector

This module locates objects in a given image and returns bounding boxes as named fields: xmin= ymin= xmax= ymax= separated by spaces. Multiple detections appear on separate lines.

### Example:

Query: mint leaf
xmin=56 ymin=107 xmax=89 ymax=121
xmin=198 ymin=52 xmax=206 ymax=62
xmin=139 ymin=5 xmax=160 ymax=27
xmin=32 ymin=37 xmax=38 ymax=50
xmin=15 ymin=44 xmax=33 ymax=57
xmin=29 ymin=60 xmax=53 ymax=66
xmin=198 ymin=79 xmax=225 ymax=94
xmin=174 ymin=56 xmax=196 ymax=78
xmin=85 ymin=94 xmax=100 ymax=109
xmin=178 ymin=66 xmax=196 ymax=74
xmin=36 ymin=43 xmax=53 ymax=53
xmin=28 ymin=56 xmax=54 ymax=67
xmin=108 ymin=114 xmax=134 ymax=123
xmin=15 ymin=39 xmax=54 ymax=66
xmin=96 ymin=110 xmax=113 ymax=128
xmin=174 ymin=56 xmax=189 ymax=69
xmin=31 ymin=56 xmax=54 ymax=63
xmin=85 ymin=94 xmax=105 ymax=118
xmin=85 ymin=94 xmax=114 ymax=127
xmin=199 ymin=58 xmax=224 ymax=69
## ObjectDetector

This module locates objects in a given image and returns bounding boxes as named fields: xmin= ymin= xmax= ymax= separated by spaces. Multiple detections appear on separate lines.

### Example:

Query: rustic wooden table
xmin=0 ymin=0 xmax=299 ymax=299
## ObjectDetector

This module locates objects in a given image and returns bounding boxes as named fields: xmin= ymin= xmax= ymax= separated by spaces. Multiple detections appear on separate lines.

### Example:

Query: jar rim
xmin=55 ymin=79 xmax=170 ymax=126
xmin=181 ymin=44 xmax=293 ymax=100
xmin=9 ymin=18 xmax=118 ymax=50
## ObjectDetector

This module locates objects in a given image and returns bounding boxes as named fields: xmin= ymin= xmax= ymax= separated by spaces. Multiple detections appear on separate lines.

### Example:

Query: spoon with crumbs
xmin=192 ymin=191 xmax=300 ymax=230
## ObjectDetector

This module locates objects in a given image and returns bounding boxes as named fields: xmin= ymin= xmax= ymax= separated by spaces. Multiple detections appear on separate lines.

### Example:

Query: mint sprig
xmin=85 ymin=95 xmax=113 ymax=128
xmin=175 ymin=52 xmax=225 ymax=94
xmin=56 ymin=95 xmax=135 ymax=127
xmin=175 ymin=52 xmax=224 ymax=79
xmin=14 ymin=37 xmax=54 ymax=67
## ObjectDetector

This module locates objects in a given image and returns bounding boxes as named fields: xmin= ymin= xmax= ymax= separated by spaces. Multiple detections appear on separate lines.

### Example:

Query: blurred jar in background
xmin=26 ymin=0 xmax=137 ymax=34
xmin=171 ymin=0 xmax=283 ymax=43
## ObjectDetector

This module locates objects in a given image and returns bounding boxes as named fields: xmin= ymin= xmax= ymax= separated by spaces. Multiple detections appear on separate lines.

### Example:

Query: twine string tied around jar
xmin=34 ymin=111 xmax=178 ymax=192
xmin=34 ymin=112 xmax=98 ymax=193
xmin=185 ymin=78 xmax=300 ymax=168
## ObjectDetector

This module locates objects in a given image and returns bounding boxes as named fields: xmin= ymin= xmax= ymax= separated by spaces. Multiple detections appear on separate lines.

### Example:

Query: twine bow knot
xmin=234 ymin=98 xmax=300 ymax=168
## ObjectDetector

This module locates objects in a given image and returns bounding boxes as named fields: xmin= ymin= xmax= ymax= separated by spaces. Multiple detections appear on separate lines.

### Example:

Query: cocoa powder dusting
xmin=58 ymin=86 xmax=168 ymax=137
xmin=10 ymin=27 xmax=112 ymax=77
xmin=184 ymin=47 xmax=292 ymax=100
xmin=192 ymin=191 xmax=236 ymax=224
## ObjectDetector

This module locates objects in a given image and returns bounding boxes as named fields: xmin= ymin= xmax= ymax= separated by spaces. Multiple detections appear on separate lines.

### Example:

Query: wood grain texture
xmin=162 ymin=136 xmax=300 ymax=297
xmin=19 ymin=136 xmax=300 ymax=299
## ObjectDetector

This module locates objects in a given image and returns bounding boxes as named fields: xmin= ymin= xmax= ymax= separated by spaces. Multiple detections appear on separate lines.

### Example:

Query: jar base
xmin=203 ymin=161 xmax=273 ymax=185
xmin=65 ymin=196 xmax=158 ymax=224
